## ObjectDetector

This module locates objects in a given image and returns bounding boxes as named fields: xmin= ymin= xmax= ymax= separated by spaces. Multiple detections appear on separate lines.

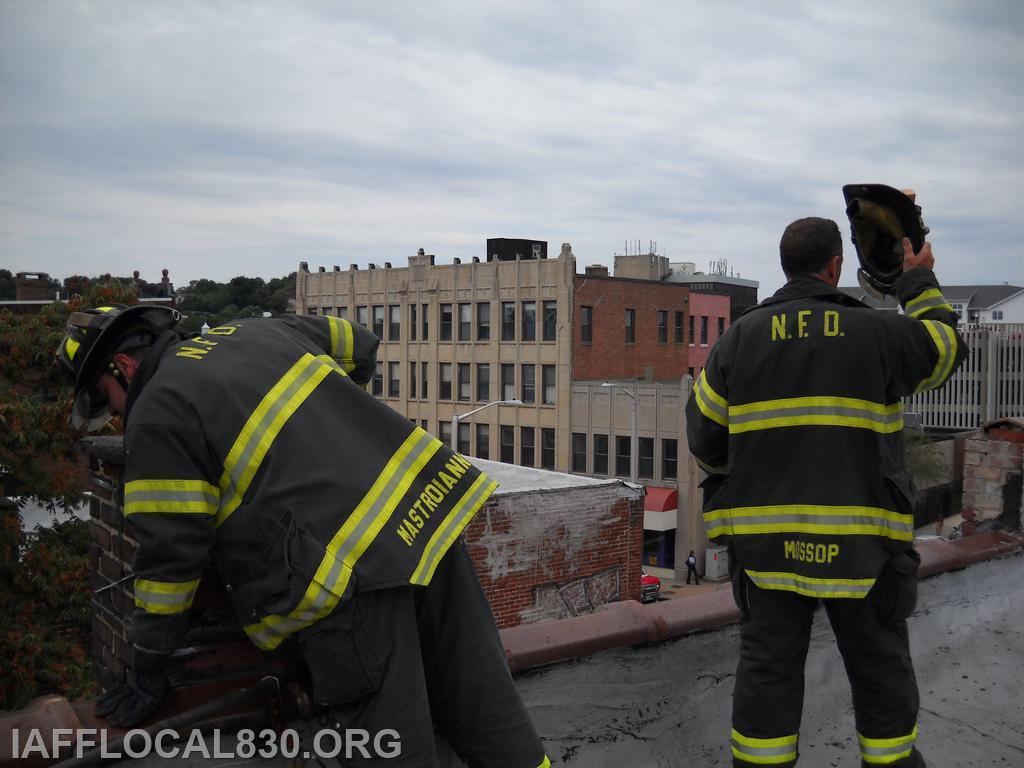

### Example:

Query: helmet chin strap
xmin=107 ymin=359 xmax=130 ymax=393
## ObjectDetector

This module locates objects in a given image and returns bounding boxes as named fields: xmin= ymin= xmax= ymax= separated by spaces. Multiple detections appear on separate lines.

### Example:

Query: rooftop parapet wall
xmin=960 ymin=418 xmax=1024 ymax=534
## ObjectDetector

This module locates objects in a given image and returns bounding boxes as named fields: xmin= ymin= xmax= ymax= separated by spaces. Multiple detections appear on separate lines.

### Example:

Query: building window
xmin=337 ymin=307 xmax=347 ymax=319
xmin=501 ymin=364 xmax=515 ymax=401
xmin=571 ymin=433 xmax=587 ymax=473
xmin=372 ymin=305 xmax=384 ymax=339
xmin=717 ymin=316 xmax=725 ymax=339
xmin=542 ymin=365 xmax=556 ymax=405
xmin=541 ymin=428 xmax=555 ymax=470
xmin=457 ymin=363 xmax=471 ymax=401
xmin=675 ymin=311 xmax=684 ymax=343
xmin=307 ymin=307 xmax=319 ymax=315
xmin=477 ymin=302 xmax=491 ymax=341
xmin=993 ymin=310 xmax=1004 ymax=320
xmin=420 ymin=419 xmax=428 ymax=431
xmin=662 ymin=439 xmax=678 ymax=480
xmin=521 ymin=301 xmax=537 ymax=342
xmin=356 ymin=305 xmax=368 ymax=329
xmin=457 ymin=422 xmax=471 ymax=455
xmin=500 ymin=425 xmax=515 ymax=463
xmin=520 ymin=427 xmax=535 ymax=467
xmin=521 ymin=364 xmax=535 ymax=404
xmin=616 ymin=436 xmax=631 ymax=477
xmin=638 ymin=437 xmax=654 ymax=479
xmin=439 ymin=421 xmax=452 ymax=447
xmin=372 ymin=362 xmax=383 ymax=396
xmin=543 ymin=301 xmax=557 ymax=341
xmin=700 ymin=315 xmax=708 ymax=345
xmin=422 ymin=303 xmax=429 ymax=340
xmin=388 ymin=305 xmax=401 ymax=341
xmin=658 ymin=310 xmax=668 ymax=344
xmin=593 ymin=434 xmax=608 ymax=475
xmin=439 ymin=362 xmax=452 ymax=400
xmin=388 ymin=361 xmax=400 ymax=398
xmin=458 ymin=303 xmax=472 ymax=341
xmin=475 ymin=423 xmax=489 ymax=460
xmin=501 ymin=301 xmax=516 ymax=341
xmin=408 ymin=361 xmax=417 ymax=399
xmin=420 ymin=362 xmax=428 ymax=399
xmin=409 ymin=304 xmax=418 ymax=341
xmin=581 ymin=305 xmax=593 ymax=343
xmin=440 ymin=304 xmax=453 ymax=341
xmin=625 ymin=309 xmax=635 ymax=343
xmin=476 ymin=363 xmax=490 ymax=402
xmin=689 ymin=314 xmax=695 ymax=345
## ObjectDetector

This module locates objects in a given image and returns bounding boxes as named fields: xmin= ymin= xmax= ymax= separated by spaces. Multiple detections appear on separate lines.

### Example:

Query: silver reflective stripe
xmin=694 ymin=371 xmax=728 ymax=426
xmin=748 ymin=572 xmax=874 ymax=597
xmin=135 ymin=586 xmax=194 ymax=606
xmin=907 ymin=294 xmax=952 ymax=318
xmin=709 ymin=510 xmax=913 ymax=534
xmin=125 ymin=488 xmax=218 ymax=513
xmin=731 ymin=739 xmax=798 ymax=759
xmin=729 ymin=404 xmax=902 ymax=428
xmin=317 ymin=430 xmax=437 ymax=594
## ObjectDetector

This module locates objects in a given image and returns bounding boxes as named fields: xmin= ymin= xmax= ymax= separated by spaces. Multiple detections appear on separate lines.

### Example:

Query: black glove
xmin=95 ymin=647 xmax=171 ymax=727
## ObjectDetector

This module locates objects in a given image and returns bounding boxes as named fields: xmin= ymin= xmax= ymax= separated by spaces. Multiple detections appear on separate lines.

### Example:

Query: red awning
xmin=644 ymin=486 xmax=678 ymax=512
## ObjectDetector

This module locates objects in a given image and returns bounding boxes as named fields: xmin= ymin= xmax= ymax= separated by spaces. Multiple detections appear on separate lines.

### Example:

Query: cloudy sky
xmin=1 ymin=1 xmax=1021 ymax=296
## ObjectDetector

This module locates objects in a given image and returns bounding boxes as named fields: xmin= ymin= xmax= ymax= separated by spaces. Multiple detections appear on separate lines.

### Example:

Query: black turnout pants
xmin=298 ymin=540 xmax=546 ymax=768
xmin=731 ymin=551 xmax=924 ymax=768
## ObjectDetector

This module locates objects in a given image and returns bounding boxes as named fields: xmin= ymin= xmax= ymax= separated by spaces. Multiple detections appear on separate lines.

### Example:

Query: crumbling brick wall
xmin=960 ymin=420 xmax=1024 ymax=535
xmin=464 ymin=484 xmax=644 ymax=627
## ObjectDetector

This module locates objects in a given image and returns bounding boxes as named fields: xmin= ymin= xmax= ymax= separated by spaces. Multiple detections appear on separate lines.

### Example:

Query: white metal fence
xmin=905 ymin=324 xmax=1024 ymax=430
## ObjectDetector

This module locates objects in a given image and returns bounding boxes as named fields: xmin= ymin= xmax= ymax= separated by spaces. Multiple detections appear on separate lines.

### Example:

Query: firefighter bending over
xmin=686 ymin=216 xmax=966 ymax=768
xmin=56 ymin=306 xmax=549 ymax=768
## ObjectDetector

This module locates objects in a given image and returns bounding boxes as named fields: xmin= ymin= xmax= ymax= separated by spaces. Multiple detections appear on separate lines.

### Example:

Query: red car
xmin=641 ymin=570 xmax=662 ymax=603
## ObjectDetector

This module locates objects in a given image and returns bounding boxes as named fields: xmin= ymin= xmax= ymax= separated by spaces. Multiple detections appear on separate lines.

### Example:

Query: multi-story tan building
xmin=297 ymin=241 xmax=577 ymax=470
xmin=298 ymin=239 xmax=708 ymax=576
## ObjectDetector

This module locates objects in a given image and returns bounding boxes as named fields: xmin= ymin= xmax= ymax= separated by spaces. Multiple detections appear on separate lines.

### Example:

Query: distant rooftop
xmin=839 ymin=283 xmax=1024 ymax=311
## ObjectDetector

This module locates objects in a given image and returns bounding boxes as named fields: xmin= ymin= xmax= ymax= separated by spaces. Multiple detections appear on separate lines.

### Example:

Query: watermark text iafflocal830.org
xmin=9 ymin=727 xmax=402 ymax=761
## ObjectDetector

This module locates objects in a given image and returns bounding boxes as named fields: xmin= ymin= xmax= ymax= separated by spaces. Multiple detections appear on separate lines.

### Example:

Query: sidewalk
xmin=658 ymin=577 xmax=731 ymax=600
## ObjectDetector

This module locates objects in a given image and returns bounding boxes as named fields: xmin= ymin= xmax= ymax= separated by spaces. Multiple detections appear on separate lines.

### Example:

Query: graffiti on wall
xmin=519 ymin=567 xmax=621 ymax=624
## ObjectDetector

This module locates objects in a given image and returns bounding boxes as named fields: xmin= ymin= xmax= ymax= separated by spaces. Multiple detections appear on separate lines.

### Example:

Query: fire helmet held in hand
xmin=55 ymin=304 xmax=180 ymax=430
xmin=843 ymin=184 xmax=929 ymax=299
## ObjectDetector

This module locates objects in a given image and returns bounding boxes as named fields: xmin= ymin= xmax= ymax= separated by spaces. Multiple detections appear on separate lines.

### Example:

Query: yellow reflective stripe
xmin=859 ymin=725 xmax=918 ymax=764
xmin=535 ymin=758 xmax=551 ymax=768
xmin=64 ymin=337 xmax=81 ymax=361
xmin=915 ymin=320 xmax=957 ymax=393
xmin=244 ymin=429 xmax=443 ymax=650
xmin=694 ymin=369 xmax=728 ymax=427
xmin=728 ymin=396 xmax=902 ymax=435
xmin=904 ymin=288 xmax=953 ymax=319
xmin=125 ymin=479 xmax=219 ymax=516
xmin=746 ymin=569 xmax=876 ymax=598
xmin=410 ymin=474 xmax=497 ymax=585
xmin=705 ymin=504 xmax=913 ymax=541
xmin=217 ymin=354 xmax=332 ymax=526
xmin=316 ymin=354 xmax=348 ymax=376
xmin=731 ymin=729 xmax=798 ymax=764
xmin=326 ymin=315 xmax=356 ymax=373
xmin=134 ymin=578 xmax=200 ymax=615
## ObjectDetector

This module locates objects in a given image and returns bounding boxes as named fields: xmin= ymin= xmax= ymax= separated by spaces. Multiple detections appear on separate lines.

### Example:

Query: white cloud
xmin=1 ymin=0 xmax=1021 ymax=297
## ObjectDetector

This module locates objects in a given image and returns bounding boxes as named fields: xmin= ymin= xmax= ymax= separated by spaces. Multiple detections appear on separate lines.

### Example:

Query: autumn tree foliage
xmin=0 ymin=279 xmax=137 ymax=709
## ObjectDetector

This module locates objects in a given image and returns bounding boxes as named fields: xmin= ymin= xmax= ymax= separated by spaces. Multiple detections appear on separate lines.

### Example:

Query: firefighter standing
xmin=686 ymin=217 xmax=966 ymax=768
xmin=56 ymin=306 xmax=549 ymax=768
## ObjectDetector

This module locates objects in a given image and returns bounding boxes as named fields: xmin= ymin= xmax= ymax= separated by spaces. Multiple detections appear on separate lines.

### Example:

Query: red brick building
xmin=572 ymin=266 xmax=691 ymax=382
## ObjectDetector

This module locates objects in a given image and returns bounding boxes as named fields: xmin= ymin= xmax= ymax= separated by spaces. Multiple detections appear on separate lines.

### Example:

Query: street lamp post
xmin=450 ymin=399 xmax=523 ymax=452
xmin=602 ymin=382 xmax=638 ymax=484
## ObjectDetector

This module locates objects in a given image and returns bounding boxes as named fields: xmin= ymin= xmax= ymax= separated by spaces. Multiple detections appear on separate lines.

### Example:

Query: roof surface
xmin=838 ymin=283 xmax=1024 ymax=310
xmin=511 ymin=550 xmax=1024 ymax=767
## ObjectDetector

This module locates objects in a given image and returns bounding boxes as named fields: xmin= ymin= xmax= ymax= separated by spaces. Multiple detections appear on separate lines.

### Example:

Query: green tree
xmin=0 ymin=280 xmax=136 ymax=511
xmin=0 ymin=279 xmax=136 ymax=709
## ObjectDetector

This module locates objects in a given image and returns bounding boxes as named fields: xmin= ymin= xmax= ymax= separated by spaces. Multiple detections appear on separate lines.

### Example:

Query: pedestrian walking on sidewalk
xmin=686 ymin=550 xmax=701 ymax=584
